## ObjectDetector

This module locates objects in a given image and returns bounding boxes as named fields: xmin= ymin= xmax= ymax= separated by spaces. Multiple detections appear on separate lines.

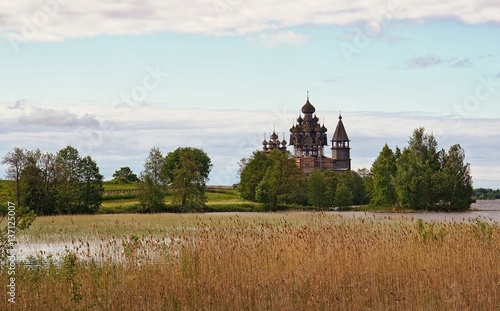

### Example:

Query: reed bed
xmin=2 ymin=213 xmax=499 ymax=310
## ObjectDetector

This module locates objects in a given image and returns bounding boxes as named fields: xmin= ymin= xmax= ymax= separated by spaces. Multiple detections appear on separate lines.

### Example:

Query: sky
xmin=1 ymin=0 xmax=500 ymax=188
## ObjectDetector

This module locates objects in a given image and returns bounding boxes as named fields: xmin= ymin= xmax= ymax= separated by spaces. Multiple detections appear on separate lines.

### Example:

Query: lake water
xmin=341 ymin=200 xmax=500 ymax=223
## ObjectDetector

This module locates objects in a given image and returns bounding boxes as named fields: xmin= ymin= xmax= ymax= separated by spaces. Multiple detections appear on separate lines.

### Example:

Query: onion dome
xmin=297 ymin=115 xmax=303 ymax=123
xmin=262 ymin=139 xmax=268 ymax=146
xmin=301 ymin=99 xmax=315 ymax=114
xmin=312 ymin=114 xmax=319 ymax=123
xmin=320 ymin=125 xmax=327 ymax=132
xmin=270 ymin=131 xmax=278 ymax=140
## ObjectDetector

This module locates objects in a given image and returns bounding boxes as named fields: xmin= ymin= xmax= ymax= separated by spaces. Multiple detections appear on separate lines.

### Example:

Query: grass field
xmin=102 ymin=181 xmax=139 ymax=191
xmin=1 ymin=180 xmax=268 ymax=213
xmin=3 ymin=213 xmax=498 ymax=310
xmin=99 ymin=187 xmax=266 ymax=213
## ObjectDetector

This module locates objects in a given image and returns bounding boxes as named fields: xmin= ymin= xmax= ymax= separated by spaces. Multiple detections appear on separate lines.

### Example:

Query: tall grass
xmin=2 ymin=213 xmax=499 ymax=310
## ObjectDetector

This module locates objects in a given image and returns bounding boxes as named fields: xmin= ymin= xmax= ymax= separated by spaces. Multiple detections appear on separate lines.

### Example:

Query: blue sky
xmin=1 ymin=0 xmax=500 ymax=187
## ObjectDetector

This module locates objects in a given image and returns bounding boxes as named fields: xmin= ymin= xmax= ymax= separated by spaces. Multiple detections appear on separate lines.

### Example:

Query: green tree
xmin=323 ymin=170 xmax=339 ymax=207
xmin=162 ymin=147 xmax=212 ymax=185
xmin=436 ymin=144 xmax=473 ymax=210
xmin=358 ymin=168 xmax=374 ymax=203
xmin=255 ymin=151 xmax=304 ymax=211
xmin=408 ymin=127 xmax=439 ymax=170
xmin=370 ymin=144 xmax=397 ymax=206
xmin=19 ymin=151 xmax=58 ymax=215
xmin=19 ymin=150 xmax=45 ymax=215
xmin=473 ymin=188 xmax=500 ymax=200
xmin=112 ymin=167 xmax=139 ymax=183
xmin=77 ymin=156 xmax=104 ymax=214
xmin=393 ymin=148 xmax=429 ymax=209
xmin=307 ymin=169 xmax=328 ymax=208
xmin=347 ymin=171 xmax=367 ymax=205
xmin=38 ymin=152 xmax=58 ymax=215
xmin=393 ymin=128 xmax=437 ymax=209
xmin=376 ymin=128 xmax=474 ymax=211
xmin=169 ymin=148 xmax=210 ymax=210
xmin=238 ymin=151 xmax=273 ymax=201
xmin=335 ymin=183 xmax=353 ymax=209
xmin=137 ymin=175 xmax=165 ymax=213
xmin=55 ymin=146 xmax=83 ymax=214
xmin=138 ymin=147 xmax=165 ymax=212
xmin=4 ymin=146 xmax=103 ymax=215
xmin=53 ymin=146 xmax=103 ymax=214
xmin=333 ymin=171 xmax=367 ymax=206
xmin=1 ymin=147 xmax=28 ymax=207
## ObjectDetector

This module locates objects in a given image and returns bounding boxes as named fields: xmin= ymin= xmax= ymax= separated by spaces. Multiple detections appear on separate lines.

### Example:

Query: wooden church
xmin=262 ymin=95 xmax=351 ymax=175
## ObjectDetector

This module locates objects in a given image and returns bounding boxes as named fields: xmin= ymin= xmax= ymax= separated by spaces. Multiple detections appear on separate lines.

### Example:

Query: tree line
xmin=239 ymin=150 xmax=367 ymax=211
xmin=239 ymin=128 xmax=474 ymax=211
xmin=1 ymin=146 xmax=212 ymax=215
xmin=473 ymin=188 xmax=500 ymax=200
xmin=368 ymin=128 xmax=473 ymax=210
xmin=2 ymin=146 xmax=104 ymax=215
xmin=2 ymin=127 xmax=473 ymax=214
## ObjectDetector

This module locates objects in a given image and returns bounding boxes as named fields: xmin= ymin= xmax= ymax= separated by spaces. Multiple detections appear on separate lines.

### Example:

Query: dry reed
xmin=1 ymin=213 xmax=499 ymax=310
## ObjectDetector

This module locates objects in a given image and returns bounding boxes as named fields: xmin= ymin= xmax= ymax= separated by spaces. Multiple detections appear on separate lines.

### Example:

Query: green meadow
xmin=100 ymin=182 xmax=298 ymax=214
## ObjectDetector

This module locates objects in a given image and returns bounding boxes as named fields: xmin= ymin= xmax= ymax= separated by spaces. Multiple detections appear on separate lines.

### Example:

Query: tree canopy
xmin=112 ymin=167 xmax=139 ymax=183
xmin=371 ymin=128 xmax=473 ymax=210
xmin=2 ymin=146 xmax=103 ymax=215
xmin=162 ymin=147 xmax=212 ymax=185
xmin=138 ymin=147 xmax=166 ymax=212
xmin=168 ymin=148 xmax=210 ymax=210
xmin=137 ymin=146 xmax=212 ymax=212
xmin=254 ymin=151 xmax=305 ymax=210
xmin=238 ymin=151 xmax=273 ymax=201
xmin=239 ymin=150 xmax=368 ymax=210
xmin=370 ymin=144 xmax=397 ymax=207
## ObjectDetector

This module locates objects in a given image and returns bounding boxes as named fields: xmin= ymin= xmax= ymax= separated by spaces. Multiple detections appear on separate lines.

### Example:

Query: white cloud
xmin=18 ymin=106 xmax=99 ymax=128
xmin=1 ymin=0 xmax=499 ymax=42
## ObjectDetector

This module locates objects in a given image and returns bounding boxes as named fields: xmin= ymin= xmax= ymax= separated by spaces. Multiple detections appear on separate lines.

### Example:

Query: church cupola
xmin=263 ymin=128 xmax=287 ymax=153
xmin=289 ymin=93 xmax=328 ymax=158
xmin=301 ymin=99 xmax=315 ymax=114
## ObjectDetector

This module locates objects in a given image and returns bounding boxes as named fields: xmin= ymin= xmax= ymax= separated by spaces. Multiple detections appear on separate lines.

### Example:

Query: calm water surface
xmin=344 ymin=200 xmax=500 ymax=223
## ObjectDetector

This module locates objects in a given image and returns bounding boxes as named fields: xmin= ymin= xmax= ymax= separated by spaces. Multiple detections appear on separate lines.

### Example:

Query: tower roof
xmin=332 ymin=114 xmax=349 ymax=141
xmin=301 ymin=99 xmax=316 ymax=114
